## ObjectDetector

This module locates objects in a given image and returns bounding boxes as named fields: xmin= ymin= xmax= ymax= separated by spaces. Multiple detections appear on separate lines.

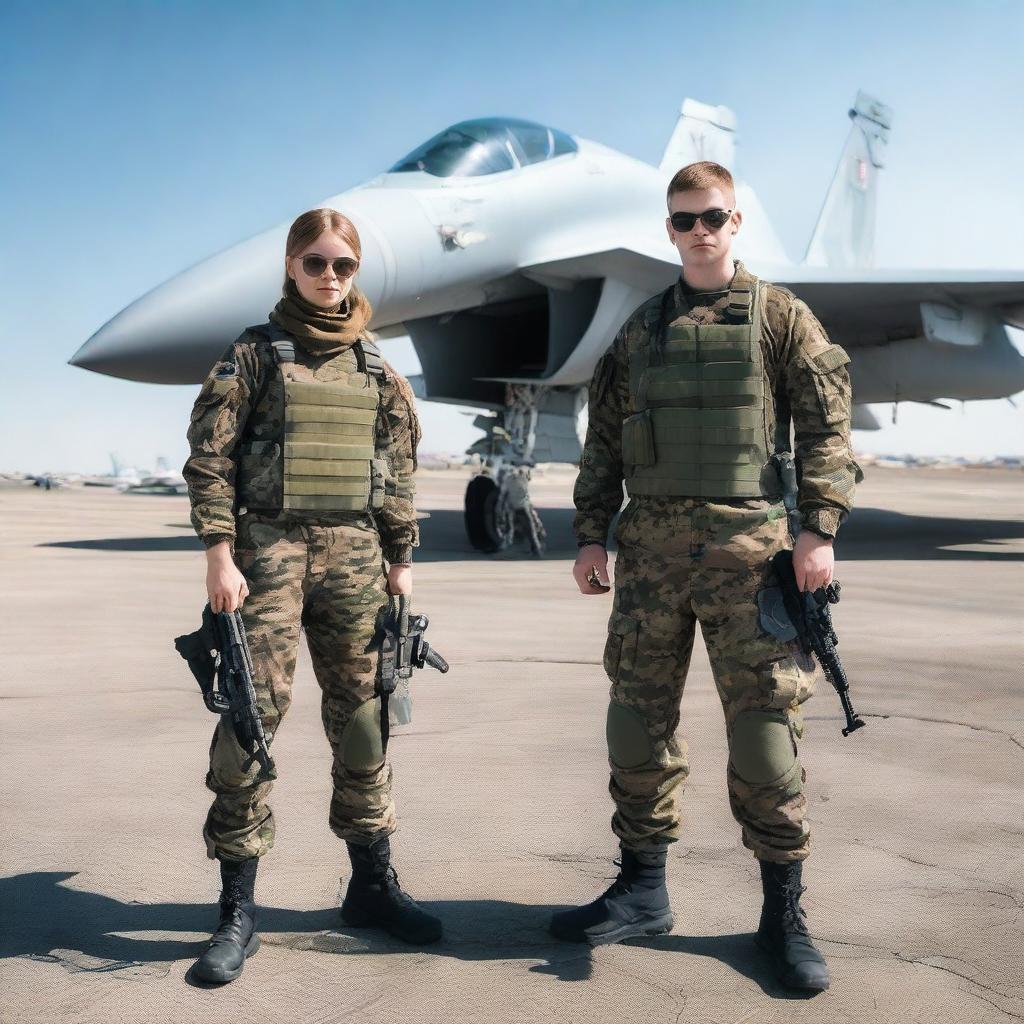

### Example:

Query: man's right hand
xmin=573 ymin=543 xmax=611 ymax=595
xmin=205 ymin=540 xmax=249 ymax=613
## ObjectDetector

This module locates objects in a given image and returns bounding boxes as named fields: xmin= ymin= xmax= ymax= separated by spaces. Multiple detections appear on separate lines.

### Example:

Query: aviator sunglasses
xmin=669 ymin=208 xmax=733 ymax=232
xmin=296 ymin=254 xmax=360 ymax=279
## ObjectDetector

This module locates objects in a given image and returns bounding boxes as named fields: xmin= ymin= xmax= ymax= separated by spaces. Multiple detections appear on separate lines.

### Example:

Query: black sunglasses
xmin=669 ymin=208 xmax=733 ymax=232
xmin=296 ymin=254 xmax=360 ymax=279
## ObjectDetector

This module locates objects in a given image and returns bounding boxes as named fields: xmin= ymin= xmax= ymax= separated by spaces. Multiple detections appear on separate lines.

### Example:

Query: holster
xmin=378 ymin=596 xmax=413 ymax=734
xmin=173 ymin=605 xmax=220 ymax=711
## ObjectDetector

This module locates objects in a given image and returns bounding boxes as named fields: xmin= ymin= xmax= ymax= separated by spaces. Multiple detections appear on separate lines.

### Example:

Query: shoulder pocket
xmin=808 ymin=346 xmax=850 ymax=374
xmin=800 ymin=345 xmax=851 ymax=426
xmin=195 ymin=371 xmax=238 ymax=408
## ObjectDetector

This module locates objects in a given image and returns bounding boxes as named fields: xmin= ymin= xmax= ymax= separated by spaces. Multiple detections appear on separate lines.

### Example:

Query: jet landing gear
xmin=464 ymin=384 xmax=548 ymax=557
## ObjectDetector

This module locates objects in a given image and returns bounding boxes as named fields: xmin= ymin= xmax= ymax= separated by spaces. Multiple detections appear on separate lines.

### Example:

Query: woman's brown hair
xmin=282 ymin=208 xmax=371 ymax=315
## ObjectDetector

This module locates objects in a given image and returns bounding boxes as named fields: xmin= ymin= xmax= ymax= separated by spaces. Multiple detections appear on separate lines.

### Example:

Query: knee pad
xmin=606 ymin=701 xmax=654 ymax=769
xmin=729 ymin=710 xmax=797 ymax=785
xmin=341 ymin=698 xmax=385 ymax=773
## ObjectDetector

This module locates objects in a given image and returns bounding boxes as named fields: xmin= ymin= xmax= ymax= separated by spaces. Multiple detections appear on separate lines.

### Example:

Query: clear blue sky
xmin=1 ymin=0 xmax=1022 ymax=474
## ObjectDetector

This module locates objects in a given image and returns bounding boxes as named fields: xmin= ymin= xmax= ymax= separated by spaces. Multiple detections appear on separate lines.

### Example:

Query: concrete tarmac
xmin=2 ymin=466 xmax=1022 ymax=1024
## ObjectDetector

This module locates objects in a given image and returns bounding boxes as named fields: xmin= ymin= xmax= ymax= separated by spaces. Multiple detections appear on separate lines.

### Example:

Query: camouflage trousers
xmin=604 ymin=497 xmax=818 ymax=863
xmin=204 ymin=514 xmax=394 ymax=861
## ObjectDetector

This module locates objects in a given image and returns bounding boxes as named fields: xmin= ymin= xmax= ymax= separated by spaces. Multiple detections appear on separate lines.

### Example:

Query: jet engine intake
xmin=405 ymin=278 xmax=604 ymax=407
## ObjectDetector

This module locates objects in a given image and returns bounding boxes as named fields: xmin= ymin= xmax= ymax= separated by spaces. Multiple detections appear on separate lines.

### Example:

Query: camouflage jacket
xmin=183 ymin=329 xmax=421 ymax=564
xmin=574 ymin=264 xmax=859 ymax=544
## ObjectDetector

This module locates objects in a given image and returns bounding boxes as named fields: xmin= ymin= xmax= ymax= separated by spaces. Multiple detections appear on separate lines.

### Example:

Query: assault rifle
xmin=770 ymin=549 xmax=865 ymax=737
xmin=174 ymin=605 xmax=277 ymax=780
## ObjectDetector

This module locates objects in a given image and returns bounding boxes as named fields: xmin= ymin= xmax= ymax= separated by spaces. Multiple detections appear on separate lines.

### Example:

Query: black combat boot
xmin=755 ymin=859 xmax=830 ymax=992
xmin=193 ymin=856 xmax=260 ymax=984
xmin=549 ymin=847 xmax=673 ymax=945
xmin=340 ymin=836 xmax=442 ymax=944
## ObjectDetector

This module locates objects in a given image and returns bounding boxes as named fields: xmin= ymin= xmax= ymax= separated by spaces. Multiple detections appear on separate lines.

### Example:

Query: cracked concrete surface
xmin=1 ymin=466 xmax=1022 ymax=1024
xmin=861 ymin=713 xmax=1024 ymax=752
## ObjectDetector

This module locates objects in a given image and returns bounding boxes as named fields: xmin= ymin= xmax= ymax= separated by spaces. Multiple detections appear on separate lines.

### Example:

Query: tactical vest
xmin=235 ymin=325 xmax=389 ymax=514
xmin=622 ymin=276 xmax=774 ymax=499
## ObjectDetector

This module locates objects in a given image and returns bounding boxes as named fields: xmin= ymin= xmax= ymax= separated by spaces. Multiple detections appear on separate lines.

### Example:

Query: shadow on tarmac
xmin=38 ymin=505 xmax=1024 ymax=561
xmin=2 ymin=872 xmax=797 ymax=996
xmin=621 ymin=932 xmax=819 ymax=1000
xmin=42 ymin=536 xmax=205 ymax=552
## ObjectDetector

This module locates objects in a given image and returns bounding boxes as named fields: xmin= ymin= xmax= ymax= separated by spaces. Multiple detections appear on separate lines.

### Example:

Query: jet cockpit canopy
xmin=389 ymin=118 xmax=577 ymax=178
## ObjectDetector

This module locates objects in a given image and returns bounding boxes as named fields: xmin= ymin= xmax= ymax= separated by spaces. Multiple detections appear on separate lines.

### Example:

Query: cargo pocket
xmin=603 ymin=611 xmax=640 ymax=682
xmin=369 ymin=458 xmax=388 ymax=510
xmin=236 ymin=441 xmax=281 ymax=509
xmin=209 ymin=719 xmax=259 ymax=787
xmin=765 ymin=654 xmax=817 ymax=711
xmin=802 ymin=345 xmax=851 ymax=425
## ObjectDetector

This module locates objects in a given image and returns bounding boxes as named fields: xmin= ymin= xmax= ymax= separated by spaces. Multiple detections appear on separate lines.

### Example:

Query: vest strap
xmin=272 ymin=340 xmax=296 ymax=365
xmin=357 ymin=338 xmax=387 ymax=380
xmin=725 ymin=286 xmax=753 ymax=322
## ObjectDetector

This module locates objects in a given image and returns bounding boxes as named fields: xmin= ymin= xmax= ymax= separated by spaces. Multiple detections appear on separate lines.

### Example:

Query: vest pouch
xmin=369 ymin=458 xmax=388 ymax=510
xmin=280 ymin=372 xmax=381 ymax=512
xmin=622 ymin=410 xmax=656 ymax=471
xmin=758 ymin=456 xmax=785 ymax=501
xmin=236 ymin=440 xmax=282 ymax=510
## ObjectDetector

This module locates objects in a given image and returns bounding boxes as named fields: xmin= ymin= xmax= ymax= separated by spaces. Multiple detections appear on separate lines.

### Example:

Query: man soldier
xmin=550 ymin=161 xmax=859 ymax=993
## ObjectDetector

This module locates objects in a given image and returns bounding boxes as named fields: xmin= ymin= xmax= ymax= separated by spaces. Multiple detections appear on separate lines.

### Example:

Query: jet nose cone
xmin=70 ymin=193 xmax=393 ymax=385
xmin=70 ymin=226 xmax=289 ymax=384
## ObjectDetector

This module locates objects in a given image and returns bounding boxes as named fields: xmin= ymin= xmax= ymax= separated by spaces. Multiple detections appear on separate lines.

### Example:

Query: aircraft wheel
xmin=464 ymin=475 xmax=501 ymax=553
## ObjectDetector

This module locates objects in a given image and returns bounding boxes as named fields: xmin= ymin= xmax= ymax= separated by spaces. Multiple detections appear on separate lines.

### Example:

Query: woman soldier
xmin=183 ymin=208 xmax=441 ymax=984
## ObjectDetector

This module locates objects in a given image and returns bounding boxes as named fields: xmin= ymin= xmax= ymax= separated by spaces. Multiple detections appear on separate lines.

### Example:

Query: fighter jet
xmin=70 ymin=92 xmax=1024 ymax=553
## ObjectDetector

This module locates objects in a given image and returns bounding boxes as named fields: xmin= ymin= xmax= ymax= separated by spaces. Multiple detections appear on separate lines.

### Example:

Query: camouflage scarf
xmin=270 ymin=278 xmax=372 ymax=356
xmin=672 ymin=260 xmax=755 ymax=325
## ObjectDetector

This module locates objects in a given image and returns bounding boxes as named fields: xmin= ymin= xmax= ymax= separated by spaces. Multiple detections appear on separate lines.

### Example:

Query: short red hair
xmin=667 ymin=161 xmax=735 ymax=204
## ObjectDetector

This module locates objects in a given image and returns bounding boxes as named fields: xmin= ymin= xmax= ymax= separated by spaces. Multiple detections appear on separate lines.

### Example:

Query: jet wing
xmin=526 ymin=246 xmax=1024 ymax=335
xmin=766 ymin=268 xmax=1024 ymax=346
xmin=518 ymin=235 xmax=680 ymax=295
xmin=487 ymin=248 xmax=1024 ymax=394
xmin=521 ymin=237 xmax=1024 ymax=337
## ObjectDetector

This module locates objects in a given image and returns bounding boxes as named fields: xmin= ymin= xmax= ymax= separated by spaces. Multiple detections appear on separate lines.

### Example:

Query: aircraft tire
xmin=464 ymin=475 xmax=501 ymax=553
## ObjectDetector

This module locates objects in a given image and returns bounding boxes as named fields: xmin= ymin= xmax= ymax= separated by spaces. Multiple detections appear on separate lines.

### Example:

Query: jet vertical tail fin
xmin=804 ymin=92 xmax=892 ymax=269
xmin=659 ymin=97 xmax=789 ymax=266
xmin=660 ymin=98 xmax=737 ymax=174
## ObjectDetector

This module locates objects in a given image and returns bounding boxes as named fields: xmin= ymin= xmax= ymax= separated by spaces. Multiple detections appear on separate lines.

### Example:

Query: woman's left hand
xmin=387 ymin=563 xmax=412 ymax=596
